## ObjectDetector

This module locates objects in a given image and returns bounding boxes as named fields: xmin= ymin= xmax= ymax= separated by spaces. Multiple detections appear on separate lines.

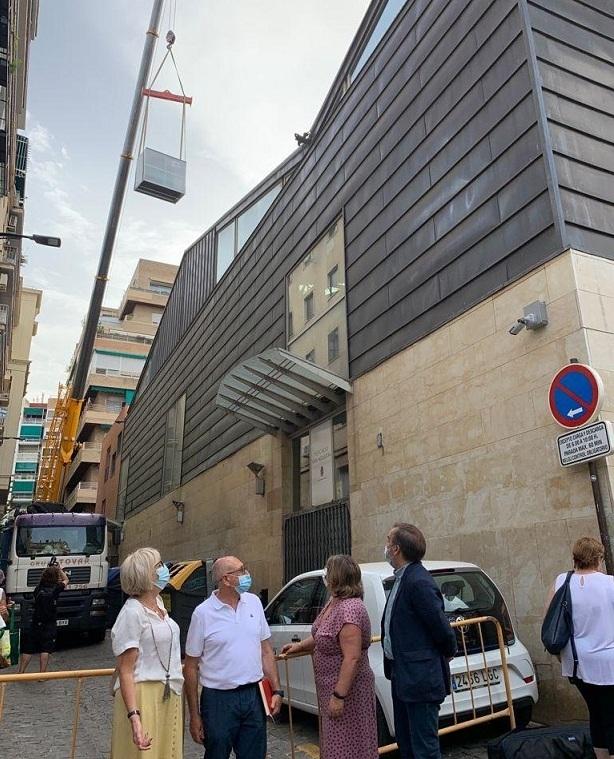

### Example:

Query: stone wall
xmin=347 ymin=249 xmax=611 ymax=721
xmin=121 ymin=434 xmax=288 ymax=597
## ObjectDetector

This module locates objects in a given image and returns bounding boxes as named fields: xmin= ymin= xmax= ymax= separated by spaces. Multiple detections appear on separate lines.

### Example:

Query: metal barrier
xmin=0 ymin=616 xmax=515 ymax=759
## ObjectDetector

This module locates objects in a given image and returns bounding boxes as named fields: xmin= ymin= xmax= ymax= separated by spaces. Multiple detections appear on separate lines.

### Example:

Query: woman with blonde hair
xmin=546 ymin=537 xmax=614 ymax=759
xmin=282 ymin=554 xmax=378 ymax=759
xmin=111 ymin=547 xmax=183 ymax=757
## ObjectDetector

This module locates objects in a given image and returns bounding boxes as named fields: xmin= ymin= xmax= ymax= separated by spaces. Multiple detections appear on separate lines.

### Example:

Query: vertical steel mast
xmin=37 ymin=1 xmax=165 ymax=501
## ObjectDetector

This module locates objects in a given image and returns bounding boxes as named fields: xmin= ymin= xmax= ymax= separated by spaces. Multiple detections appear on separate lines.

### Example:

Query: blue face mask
xmin=237 ymin=573 xmax=252 ymax=594
xmin=154 ymin=564 xmax=170 ymax=590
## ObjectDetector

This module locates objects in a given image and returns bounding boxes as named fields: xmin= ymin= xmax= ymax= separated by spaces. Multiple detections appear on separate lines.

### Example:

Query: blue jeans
xmin=200 ymin=684 xmax=266 ymax=759
xmin=392 ymin=677 xmax=441 ymax=759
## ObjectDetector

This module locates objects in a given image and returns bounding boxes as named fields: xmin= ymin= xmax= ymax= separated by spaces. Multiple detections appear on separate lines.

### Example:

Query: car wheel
xmin=514 ymin=703 xmax=532 ymax=729
xmin=376 ymin=699 xmax=393 ymax=748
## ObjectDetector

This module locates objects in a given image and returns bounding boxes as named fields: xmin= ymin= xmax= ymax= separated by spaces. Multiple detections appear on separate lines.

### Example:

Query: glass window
xmin=149 ymin=280 xmax=172 ymax=295
xmin=216 ymin=222 xmax=235 ymax=282
xmin=104 ymin=447 xmax=111 ymax=482
xmin=118 ymin=455 xmax=130 ymax=519
xmin=265 ymin=577 xmax=321 ymax=625
xmin=351 ymin=0 xmax=407 ymax=83
xmin=117 ymin=431 xmax=123 ymax=455
xmin=110 ymin=451 xmax=117 ymax=477
xmin=237 ymin=183 xmax=281 ymax=250
xmin=328 ymin=328 xmax=339 ymax=363
xmin=304 ymin=292 xmax=314 ymax=322
xmin=327 ymin=266 xmax=339 ymax=299
xmin=162 ymin=394 xmax=186 ymax=495
xmin=16 ymin=524 xmax=105 ymax=557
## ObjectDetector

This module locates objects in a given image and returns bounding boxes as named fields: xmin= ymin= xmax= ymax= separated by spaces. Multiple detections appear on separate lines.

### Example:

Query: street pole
xmin=588 ymin=460 xmax=614 ymax=575
xmin=71 ymin=0 xmax=165 ymax=399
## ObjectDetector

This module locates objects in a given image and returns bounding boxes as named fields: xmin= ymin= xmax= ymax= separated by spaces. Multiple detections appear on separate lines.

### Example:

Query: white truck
xmin=0 ymin=506 xmax=109 ymax=641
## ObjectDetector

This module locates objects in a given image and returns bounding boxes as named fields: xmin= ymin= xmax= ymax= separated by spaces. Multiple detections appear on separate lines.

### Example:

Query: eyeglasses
xmin=225 ymin=566 xmax=248 ymax=576
xmin=155 ymin=561 xmax=164 ymax=569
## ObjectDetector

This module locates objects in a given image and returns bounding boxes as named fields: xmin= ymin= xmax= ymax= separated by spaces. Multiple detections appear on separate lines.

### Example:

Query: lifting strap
xmin=138 ymin=30 xmax=192 ymax=161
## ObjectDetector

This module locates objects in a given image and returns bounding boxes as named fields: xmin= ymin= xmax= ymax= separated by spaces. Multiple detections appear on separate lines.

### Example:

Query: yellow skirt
xmin=111 ymin=681 xmax=183 ymax=759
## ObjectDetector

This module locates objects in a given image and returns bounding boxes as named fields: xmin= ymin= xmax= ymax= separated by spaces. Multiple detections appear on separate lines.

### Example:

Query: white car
xmin=265 ymin=561 xmax=538 ymax=746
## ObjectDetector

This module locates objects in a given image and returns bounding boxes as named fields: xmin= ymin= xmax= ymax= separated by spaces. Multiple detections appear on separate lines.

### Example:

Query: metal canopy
xmin=216 ymin=348 xmax=352 ymax=435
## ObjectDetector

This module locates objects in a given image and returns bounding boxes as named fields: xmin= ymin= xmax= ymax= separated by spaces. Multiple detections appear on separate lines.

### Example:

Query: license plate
xmin=56 ymin=619 xmax=69 ymax=627
xmin=452 ymin=667 xmax=500 ymax=693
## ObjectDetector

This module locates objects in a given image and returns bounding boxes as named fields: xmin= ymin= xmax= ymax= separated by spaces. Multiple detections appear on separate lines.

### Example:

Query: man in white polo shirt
xmin=184 ymin=556 xmax=282 ymax=758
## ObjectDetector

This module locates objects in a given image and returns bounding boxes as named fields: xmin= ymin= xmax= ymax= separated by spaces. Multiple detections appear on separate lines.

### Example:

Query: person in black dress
xmin=18 ymin=564 xmax=69 ymax=673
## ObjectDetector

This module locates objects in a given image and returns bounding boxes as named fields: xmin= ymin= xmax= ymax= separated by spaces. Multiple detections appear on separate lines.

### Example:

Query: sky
xmin=23 ymin=0 xmax=371 ymax=400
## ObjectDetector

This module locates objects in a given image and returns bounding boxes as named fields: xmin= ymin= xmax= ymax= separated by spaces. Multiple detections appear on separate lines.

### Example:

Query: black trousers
xmin=573 ymin=678 xmax=614 ymax=754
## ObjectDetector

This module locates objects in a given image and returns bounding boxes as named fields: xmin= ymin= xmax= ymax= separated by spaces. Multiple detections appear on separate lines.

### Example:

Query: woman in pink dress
xmin=282 ymin=555 xmax=378 ymax=759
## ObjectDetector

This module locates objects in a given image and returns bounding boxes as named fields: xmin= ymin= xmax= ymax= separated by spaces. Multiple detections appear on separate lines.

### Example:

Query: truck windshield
xmin=16 ymin=525 xmax=105 ymax=557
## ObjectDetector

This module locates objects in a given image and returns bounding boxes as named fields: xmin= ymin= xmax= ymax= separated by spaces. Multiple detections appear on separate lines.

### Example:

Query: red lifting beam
xmin=142 ymin=87 xmax=193 ymax=105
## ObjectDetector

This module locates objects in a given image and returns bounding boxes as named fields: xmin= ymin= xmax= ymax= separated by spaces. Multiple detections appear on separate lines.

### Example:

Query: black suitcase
xmin=488 ymin=724 xmax=594 ymax=758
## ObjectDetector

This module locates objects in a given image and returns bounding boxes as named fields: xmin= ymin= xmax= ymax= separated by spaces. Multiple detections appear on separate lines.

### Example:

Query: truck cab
xmin=1 ymin=510 xmax=109 ymax=641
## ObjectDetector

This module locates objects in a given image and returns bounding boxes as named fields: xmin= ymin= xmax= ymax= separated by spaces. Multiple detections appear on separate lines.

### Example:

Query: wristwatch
xmin=273 ymin=689 xmax=284 ymax=697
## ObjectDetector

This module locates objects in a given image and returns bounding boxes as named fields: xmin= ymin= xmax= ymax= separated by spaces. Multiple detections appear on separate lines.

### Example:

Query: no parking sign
xmin=548 ymin=363 xmax=604 ymax=429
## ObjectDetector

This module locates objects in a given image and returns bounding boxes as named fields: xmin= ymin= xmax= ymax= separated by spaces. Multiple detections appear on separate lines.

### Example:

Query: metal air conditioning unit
xmin=135 ymin=147 xmax=186 ymax=204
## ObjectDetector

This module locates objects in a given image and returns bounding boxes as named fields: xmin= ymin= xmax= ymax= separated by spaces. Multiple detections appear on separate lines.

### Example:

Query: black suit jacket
xmin=381 ymin=562 xmax=457 ymax=704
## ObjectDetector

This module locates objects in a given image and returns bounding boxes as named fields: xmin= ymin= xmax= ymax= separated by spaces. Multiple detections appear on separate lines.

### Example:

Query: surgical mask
xmin=237 ymin=573 xmax=252 ymax=594
xmin=384 ymin=545 xmax=394 ymax=566
xmin=154 ymin=564 xmax=170 ymax=590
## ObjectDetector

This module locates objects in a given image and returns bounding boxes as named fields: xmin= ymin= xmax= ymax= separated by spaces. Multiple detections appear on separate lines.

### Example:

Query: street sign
xmin=557 ymin=420 xmax=613 ymax=467
xmin=548 ymin=363 xmax=604 ymax=428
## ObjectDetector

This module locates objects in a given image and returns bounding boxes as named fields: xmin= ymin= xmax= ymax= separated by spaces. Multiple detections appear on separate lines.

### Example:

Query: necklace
xmin=148 ymin=615 xmax=174 ymax=701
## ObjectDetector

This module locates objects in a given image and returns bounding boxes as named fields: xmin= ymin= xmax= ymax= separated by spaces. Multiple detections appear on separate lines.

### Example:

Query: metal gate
xmin=283 ymin=501 xmax=350 ymax=582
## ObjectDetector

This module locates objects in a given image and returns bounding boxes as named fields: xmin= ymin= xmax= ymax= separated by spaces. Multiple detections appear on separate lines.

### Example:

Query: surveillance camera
xmin=508 ymin=320 xmax=526 ymax=336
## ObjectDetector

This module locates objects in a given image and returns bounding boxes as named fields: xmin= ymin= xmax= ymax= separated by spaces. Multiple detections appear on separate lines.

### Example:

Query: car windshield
xmin=16 ymin=525 xmax=105 ymax=557
xmin=383 ymin=569 xmax=498 ymax=613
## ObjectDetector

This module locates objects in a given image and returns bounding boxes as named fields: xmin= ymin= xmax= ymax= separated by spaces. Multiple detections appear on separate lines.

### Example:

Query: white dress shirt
xmin=111 ymin=597 xmax=184 ymax=696
xmin=185 ymin=591 xmax=271 ymax=689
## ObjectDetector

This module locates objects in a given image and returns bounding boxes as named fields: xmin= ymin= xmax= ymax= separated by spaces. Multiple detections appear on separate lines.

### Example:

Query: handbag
xmin=541 ymin=570 xmax=578 ymax=677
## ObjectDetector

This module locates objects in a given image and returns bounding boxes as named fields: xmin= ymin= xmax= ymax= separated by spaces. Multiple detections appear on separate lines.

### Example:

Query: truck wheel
xmin=376 ymin=699 xmax=393 ymax=748
xmin=90 ymin=628 xmax=106 ymax=644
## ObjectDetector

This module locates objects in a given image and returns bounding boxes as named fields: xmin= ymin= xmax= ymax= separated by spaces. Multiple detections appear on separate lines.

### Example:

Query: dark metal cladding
xmin=121 ymin=0 xmax=613 ymax=517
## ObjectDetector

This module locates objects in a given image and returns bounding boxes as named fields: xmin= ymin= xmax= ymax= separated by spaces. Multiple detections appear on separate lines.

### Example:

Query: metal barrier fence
xmin=0 ymin=616 xmax=515 ymax=759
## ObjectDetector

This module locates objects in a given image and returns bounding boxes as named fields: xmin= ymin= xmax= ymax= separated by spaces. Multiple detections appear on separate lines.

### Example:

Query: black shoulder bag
xmin=541 ymin=571 xmax=578 ymax=678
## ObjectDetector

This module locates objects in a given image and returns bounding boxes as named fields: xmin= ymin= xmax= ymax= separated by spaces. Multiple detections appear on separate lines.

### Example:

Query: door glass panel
xmin=266 ymin=577 xmax=320 ymax=625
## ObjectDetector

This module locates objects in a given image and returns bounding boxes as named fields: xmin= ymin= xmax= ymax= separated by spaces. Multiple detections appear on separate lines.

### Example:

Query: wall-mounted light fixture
xmin=172 ymin=500 xmax=185 ymax=524
xmin=508 ymin=300 xmax=548 ymax=335
xmin=247 ymin=462 xmax=265 ymax=496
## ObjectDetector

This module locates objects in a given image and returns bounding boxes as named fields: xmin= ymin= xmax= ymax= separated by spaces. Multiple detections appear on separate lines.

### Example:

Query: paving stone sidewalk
xmin=1 ymin=633 xmax=494 ymax=758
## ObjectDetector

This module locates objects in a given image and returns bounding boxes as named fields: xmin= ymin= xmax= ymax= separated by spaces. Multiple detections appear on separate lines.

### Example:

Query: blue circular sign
xmin=548 ymin=364 xmax=603 ymax=429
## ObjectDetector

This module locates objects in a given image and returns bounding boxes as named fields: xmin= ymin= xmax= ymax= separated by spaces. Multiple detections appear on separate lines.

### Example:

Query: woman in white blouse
xmin=111 ymin=547 xmax=183 ymax=757
xmin=547 ymin=537 xmax=614 ymax=759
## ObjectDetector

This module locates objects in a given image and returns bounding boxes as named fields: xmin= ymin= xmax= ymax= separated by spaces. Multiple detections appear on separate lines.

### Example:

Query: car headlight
xmin=91 ymin=598 xmax=106 ymax=607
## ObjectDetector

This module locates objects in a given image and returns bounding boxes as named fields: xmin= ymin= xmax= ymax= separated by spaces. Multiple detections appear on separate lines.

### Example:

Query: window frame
xmin=304 ymin=291 xmax=314 ymax=323
xmin=327 ymin=327 xmax=340 ymax=364
xmin=161 ymin=394 xmax=186 ymax=495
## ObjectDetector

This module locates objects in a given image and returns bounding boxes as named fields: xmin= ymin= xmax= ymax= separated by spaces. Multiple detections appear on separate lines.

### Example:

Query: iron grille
xmin=27 ymin=566 xmax=91 ymax=587
xmin=283 ymin=501 xmax=350 ymax=583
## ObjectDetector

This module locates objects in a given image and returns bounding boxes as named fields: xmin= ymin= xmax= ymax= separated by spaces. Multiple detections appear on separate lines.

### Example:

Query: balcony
xmin=119 ymin=285 xmax=168 ymax=319
xmin=65 ymin=481 xmax=98 ymax=511
xmin=96 ymin=325 xmax=154 ymax=347
xmin=77 ymin=402 xmax=122 ymax=439
xmin=65 ymin=442 xmax=102 ymax=490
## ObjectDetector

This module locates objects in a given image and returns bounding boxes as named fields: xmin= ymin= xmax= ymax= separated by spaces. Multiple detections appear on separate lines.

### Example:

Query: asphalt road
xmin=0 ymin=632 xmax=500 ymax=758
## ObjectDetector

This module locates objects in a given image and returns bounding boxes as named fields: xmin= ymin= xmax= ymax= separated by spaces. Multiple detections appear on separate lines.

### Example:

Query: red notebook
xmin=258 ymin=678 xmax=276 ymax=721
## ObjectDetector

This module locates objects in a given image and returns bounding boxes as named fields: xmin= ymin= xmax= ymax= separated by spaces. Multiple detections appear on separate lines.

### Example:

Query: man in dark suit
xmin=381 ymin=523 xmax=457 ymax=758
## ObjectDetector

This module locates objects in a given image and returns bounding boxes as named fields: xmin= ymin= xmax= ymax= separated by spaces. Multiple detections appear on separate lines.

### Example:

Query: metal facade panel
xmin=122 ymin=0 xmax=571 ymax=516
xmin=527 ymin=0 xmax=614 ymax=258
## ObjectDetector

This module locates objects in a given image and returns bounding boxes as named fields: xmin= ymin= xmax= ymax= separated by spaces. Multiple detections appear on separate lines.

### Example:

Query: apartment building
xmin=0 ymin=0 xmax=38 ymax=457
xmin=0 ymin=285 xmax=40 ymax=504
xmin=120 ymin=0 xmax=614 ymax=722
xmin=62 ymin=259 xmax=177 ymax=512
xmin=7 ymin=396 xmax=54 ymax=506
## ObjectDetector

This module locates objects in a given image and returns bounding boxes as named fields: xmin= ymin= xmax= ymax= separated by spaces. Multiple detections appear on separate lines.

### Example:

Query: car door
xmin=301 ymin=577 xmax=329 ymax=709
xmin=265 ymin=576 xmax=321 ymax=708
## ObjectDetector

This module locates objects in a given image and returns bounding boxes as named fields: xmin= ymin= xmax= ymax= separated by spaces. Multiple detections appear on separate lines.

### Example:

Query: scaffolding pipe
xmin=71 ymin=0 xmax=165 ymax=400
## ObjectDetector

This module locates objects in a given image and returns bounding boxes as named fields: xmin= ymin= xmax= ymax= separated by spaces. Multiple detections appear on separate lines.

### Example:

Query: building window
xmin=117 ymin=431 xmax=123 ymax=455
xmin=350 ymin=0 xmax=407 ymax=83
xmin=118 ymin=455 xmax=129 ymax=520
xmin=305 ymin=349 xmax=315 ymax=363
xmin=149 ymin=280 xmax=172 ymax=295
xmin=104 ymin=447 xmax=111 ymax=482
xmin=101 ymin=499 xmax=106 ymax=515
xmin=304 ymin=292 xmax=314 ymax=323
xmin=286 ymin=216 xmax=349 ymax=378
xmin=216 ymin=183 xmax=282 ymax=283
xmin=110 ymin=451 xmax=117 ymax=478
xmin=327 ymin=266 xmax=339 ymax=299
xmin=162 ymin=394 xmax=186 ymax=495
xmin=328 ymin=328 xmax=339 ymax=364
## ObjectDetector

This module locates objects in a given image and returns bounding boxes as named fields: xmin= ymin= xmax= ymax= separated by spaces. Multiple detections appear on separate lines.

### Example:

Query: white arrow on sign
xmin=567 ymin=407 xmax=584 ymax=418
